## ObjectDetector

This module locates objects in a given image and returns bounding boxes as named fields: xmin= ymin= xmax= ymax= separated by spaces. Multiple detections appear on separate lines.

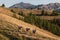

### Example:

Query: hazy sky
xmin=0 ymin=0 xmax=60 ymax=7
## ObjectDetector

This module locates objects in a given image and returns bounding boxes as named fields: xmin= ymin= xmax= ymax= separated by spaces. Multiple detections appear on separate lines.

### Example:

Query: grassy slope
xmin=0 ymin=34 xmax=9 ymax=40
xmin=9 ymin=8 xmax=53 ymax=15
xmin=37 ymin=16 xmax=60 ymax=20
xmin=10 ymin=8 xmax=60 ymax=20
xmin=0 ymin=13 xmax=60 ymax=40
xmin=0 ymin=7 xmax=24 ymax=20
xmin=0 ymin=7 xmax=60 ymax=40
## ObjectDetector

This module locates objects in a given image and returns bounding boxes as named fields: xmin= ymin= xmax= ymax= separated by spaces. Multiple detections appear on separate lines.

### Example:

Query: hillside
xmin=0 ymin=7 xmax=60 ymax=40
xmin=0 ymin=7 xmax=24 ymax=20
xmin=10 ymin=8 xmax=53 ymax=15
xmin=1 ymin=7 xmax=60 ymax=21
xmin=0 ymin=12 xmax=60 ymax=40
xmin=9 ymin=8 xmax=60 ymax=20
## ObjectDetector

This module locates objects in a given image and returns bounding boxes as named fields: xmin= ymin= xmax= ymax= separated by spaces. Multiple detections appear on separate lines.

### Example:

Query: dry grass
xmin=0 ymin=7 xmax=24 ymax=20
xmin=37 ymin=16 xmax=60 ymax=20
xmin=9 ymin=8 xmax=60 ymax=20
xmin=0 ymin=7 xmax=60 ymax=40
xmin=0 ymin=34 xmax=9 ymax=40
xmin=0 ymin=13 xmax=60 ymax=40
xmin=9 ymin=8 xmax=53 ymax=16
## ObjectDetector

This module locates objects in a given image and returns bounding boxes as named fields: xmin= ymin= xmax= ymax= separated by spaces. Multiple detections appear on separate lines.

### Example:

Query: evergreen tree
xmin=1 ymin=4 xmax=5 ymax=7
xmin=41 ymin=10 xmax=45 ymax=16
xmin=44 ymin=11 xmax=48 ymax=16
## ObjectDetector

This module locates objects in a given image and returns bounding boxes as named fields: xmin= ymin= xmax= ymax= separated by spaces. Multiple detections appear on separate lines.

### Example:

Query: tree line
xmin=36 ymin=10 xmax=59 ymax=16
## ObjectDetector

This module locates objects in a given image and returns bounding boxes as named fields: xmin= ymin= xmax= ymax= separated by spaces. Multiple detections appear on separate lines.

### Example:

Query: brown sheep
xmin=32 ymin=29 xmax=36 ymax=34
xmin=18 ymin=26 xmax=22 ymax=29
xmin=26 ymin=28 xmax=30 ymax=31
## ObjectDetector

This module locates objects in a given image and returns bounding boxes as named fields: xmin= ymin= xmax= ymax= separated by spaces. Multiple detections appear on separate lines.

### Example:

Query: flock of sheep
xmin=18 ymin=26 xmax=36 ymax=34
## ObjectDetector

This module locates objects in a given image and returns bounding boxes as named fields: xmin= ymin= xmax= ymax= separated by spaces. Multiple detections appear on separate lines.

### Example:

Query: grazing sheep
xmin=26 ymin=28 xmax=30 ymax=31
xmin=18 ymin=26 xmax=22 ymax=32
xmin=32 ymin=30 xmax=36 ymax=34
xmin=18 ymin=26 xmax=22 ymax=29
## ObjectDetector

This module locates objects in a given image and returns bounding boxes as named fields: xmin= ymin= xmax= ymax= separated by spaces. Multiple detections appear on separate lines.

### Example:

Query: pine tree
xmin=41 ymin=10 xmax=45 ymax=16
xmin=1 ymin=4 xmax=5 ymax=7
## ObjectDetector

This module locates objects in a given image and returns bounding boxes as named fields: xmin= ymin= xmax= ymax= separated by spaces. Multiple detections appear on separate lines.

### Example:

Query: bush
xmin=18 ymin=11 xmax=24 ymax=16
xmin=50 ymin=10 xmax=58 ymax=16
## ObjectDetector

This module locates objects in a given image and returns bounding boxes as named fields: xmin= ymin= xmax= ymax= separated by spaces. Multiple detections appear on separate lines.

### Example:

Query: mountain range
xmin=10 ymin=2 xmax=60 ymax=10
